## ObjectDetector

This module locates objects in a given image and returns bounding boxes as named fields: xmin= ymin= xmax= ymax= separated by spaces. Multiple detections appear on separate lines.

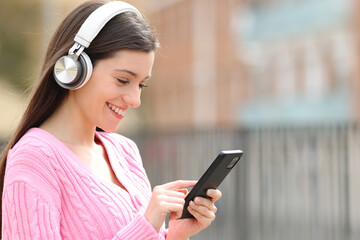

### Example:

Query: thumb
xmin=169 ymin=211 xmax=179 ymax=221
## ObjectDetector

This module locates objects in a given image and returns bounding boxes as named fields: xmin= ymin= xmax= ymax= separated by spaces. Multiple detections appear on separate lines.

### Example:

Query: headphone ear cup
xmin=71 ymin=52 xmax=93 ymax=89
xmin=53 ymin=52 xmax=93 ymax=90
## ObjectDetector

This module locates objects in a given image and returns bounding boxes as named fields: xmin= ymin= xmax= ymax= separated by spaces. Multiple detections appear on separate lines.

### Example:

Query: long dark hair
xmin=0 ymin=0 xmax=158 ymax=232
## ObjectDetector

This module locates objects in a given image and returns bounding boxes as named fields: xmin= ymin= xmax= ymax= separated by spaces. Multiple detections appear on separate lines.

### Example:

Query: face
xmin=70 ymin=49 xmax=155 ymax=132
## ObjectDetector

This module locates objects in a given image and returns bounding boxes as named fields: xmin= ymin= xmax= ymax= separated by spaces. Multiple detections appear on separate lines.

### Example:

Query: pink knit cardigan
xmin=2 ymin=128 xmax=167 ymax=239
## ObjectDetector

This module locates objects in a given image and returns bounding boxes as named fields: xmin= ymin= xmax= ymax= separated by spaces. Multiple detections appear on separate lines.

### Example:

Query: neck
xmin=40 ymin=95 xmax=97 ymax=148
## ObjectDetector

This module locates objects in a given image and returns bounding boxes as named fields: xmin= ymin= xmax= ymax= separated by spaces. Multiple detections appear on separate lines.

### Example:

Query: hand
xmin=166 ymin=189 xmax=222 ymax=240
xmin=144 ymin=180 xmax=197 ymax=232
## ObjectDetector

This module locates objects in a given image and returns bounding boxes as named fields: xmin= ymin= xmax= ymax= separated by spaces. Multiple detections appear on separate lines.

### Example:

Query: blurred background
xmin=1 ymin=0 xmax=360 ymax=239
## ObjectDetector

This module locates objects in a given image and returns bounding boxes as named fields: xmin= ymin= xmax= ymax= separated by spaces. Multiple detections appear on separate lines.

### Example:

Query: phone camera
xmin=227 ymin=157 xmax=240 ymax=169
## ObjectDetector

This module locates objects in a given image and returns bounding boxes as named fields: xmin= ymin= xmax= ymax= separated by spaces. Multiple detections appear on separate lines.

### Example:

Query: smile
xmin=106 ymin=102 xmax=125 ymax=117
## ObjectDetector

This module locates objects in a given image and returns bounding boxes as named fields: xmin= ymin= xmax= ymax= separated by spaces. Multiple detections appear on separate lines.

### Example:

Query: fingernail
xmin=207 ymin=189 xmax=213 ymax=194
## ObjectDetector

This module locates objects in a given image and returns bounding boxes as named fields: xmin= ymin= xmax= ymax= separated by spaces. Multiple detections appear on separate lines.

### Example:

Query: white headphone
xmin=53 ymin=1 xmax=142 ymax=90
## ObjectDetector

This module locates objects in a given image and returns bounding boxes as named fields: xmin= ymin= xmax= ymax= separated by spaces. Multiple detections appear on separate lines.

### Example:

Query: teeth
xmin=107 ymin=103 xmax=124 ymax=116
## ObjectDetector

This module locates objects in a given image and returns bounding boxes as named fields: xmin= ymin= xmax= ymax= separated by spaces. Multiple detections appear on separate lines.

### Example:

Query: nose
xmin=122 ymin=86 xmax=141 ymax=108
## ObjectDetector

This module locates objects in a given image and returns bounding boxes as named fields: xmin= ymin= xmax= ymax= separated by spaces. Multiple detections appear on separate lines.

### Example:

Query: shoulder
xmin=9 ymin=128 xmax=62 ymax=159
xmin=5 ymin=128 xmax=62 ymax=193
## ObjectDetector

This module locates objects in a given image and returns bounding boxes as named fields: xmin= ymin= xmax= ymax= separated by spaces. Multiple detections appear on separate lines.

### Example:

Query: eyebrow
xmin=115 ymin=69 xmax=151 ymax=80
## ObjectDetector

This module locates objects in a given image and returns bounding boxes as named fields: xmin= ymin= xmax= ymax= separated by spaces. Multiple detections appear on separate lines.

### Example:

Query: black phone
xmin=179 ymin=150 xmax=243 ymax=219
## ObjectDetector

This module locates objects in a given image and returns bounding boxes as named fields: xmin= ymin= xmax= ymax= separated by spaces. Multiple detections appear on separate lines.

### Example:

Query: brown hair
xmin=0 ymin=0 xmax=158 ymax=231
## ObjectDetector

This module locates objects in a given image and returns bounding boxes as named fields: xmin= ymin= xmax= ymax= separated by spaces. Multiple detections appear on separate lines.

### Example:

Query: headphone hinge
xmin=68 ymin=42 xmax=85 ymax=60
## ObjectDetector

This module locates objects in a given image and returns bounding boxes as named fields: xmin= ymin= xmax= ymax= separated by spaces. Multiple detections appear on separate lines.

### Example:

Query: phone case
xmin=179 ymin=150 xmax=243 ymax=219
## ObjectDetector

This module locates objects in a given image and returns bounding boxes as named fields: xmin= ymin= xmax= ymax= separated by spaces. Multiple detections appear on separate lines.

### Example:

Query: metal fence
xmin=130 ymin=124 xmax=359 ymax=240
xmin=0 ymin=125 xmax=358 ymax=240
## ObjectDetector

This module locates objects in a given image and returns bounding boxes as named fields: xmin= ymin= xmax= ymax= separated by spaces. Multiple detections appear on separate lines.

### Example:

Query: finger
xmin=158 ymin=194 xmax=187 ymax=210
xmin=206 ymin=189 xmax=222 ymax=202
xmin=189 ymin=201 xmax=214 ymax=218
xmin=193 ymin=197 xmax=217 ymax=214
xmin=165 ymin=189 xmax=187 ymax=198
xmin=164 ymin=202 xmax=186 ymax=215
xmin=152 ymin=187 xmax=187 ymax=199
xmin=169 ymin=207 xmax=187 ymax=220
xmin=188 ymin=201 xmax=215 ymax=225
xmin=176 ymin=188 xmax=188 ymax=195
xmin=162 ymin=195 xmax=186 ymax=205
xmin=160 ymin=180 xmax=197 ymax=190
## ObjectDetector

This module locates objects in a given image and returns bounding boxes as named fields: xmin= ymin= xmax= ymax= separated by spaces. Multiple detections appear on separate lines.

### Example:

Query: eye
xmin=139 ymin=83 xmax=148 ymax=89
xmin=116 ymin=78 xmax=148 ymax=89
xmin=117 ymin=78 xmax=129 ymax=85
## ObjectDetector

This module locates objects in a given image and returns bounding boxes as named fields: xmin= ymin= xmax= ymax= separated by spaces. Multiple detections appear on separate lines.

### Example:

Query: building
xmin=143 ymin=0 xmax=247 ymax=130
xmin=142 ymin=0 xmax=358 ymax=130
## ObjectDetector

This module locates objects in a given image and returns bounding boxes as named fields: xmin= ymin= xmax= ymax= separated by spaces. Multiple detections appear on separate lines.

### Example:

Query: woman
xmin=0 ymin=0 xmax=221 ymax=239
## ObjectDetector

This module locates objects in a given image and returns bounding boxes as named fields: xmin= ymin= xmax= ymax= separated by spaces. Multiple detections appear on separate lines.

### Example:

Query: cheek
xmin=73 ymin=84 xmax=102 ymax=113
xmin=77 ymin=69 xmax=119 ymax=108
xmin=79 ymin=76 xmax=107 ymax=101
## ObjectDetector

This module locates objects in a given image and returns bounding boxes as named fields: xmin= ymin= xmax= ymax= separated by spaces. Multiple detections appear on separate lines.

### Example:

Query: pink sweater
xmin=2 ymin=128 xmax=167 ymax=239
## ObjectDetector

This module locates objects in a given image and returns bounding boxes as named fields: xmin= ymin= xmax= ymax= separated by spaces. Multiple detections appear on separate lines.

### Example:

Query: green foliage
xmin=0 ymin=0 xmax=41 ymax=90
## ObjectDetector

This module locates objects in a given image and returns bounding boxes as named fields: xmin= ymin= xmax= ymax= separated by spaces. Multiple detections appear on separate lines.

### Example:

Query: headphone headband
xmin=74 ymin=1 xmax=142 ymax=48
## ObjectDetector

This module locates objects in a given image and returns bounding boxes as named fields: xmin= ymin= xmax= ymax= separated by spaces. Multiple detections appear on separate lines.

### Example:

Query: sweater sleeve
xmin=2 ymin=183 xmax=166 ymax=240
xmin=2 ymin=182 xmax=61 ymax=240
xmin=112 ymin=214 xmax=166 ymax=240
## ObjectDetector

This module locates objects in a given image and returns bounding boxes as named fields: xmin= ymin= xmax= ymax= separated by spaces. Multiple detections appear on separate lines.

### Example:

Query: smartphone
xmin=179 ymin=150 xmax=243 ymax=219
